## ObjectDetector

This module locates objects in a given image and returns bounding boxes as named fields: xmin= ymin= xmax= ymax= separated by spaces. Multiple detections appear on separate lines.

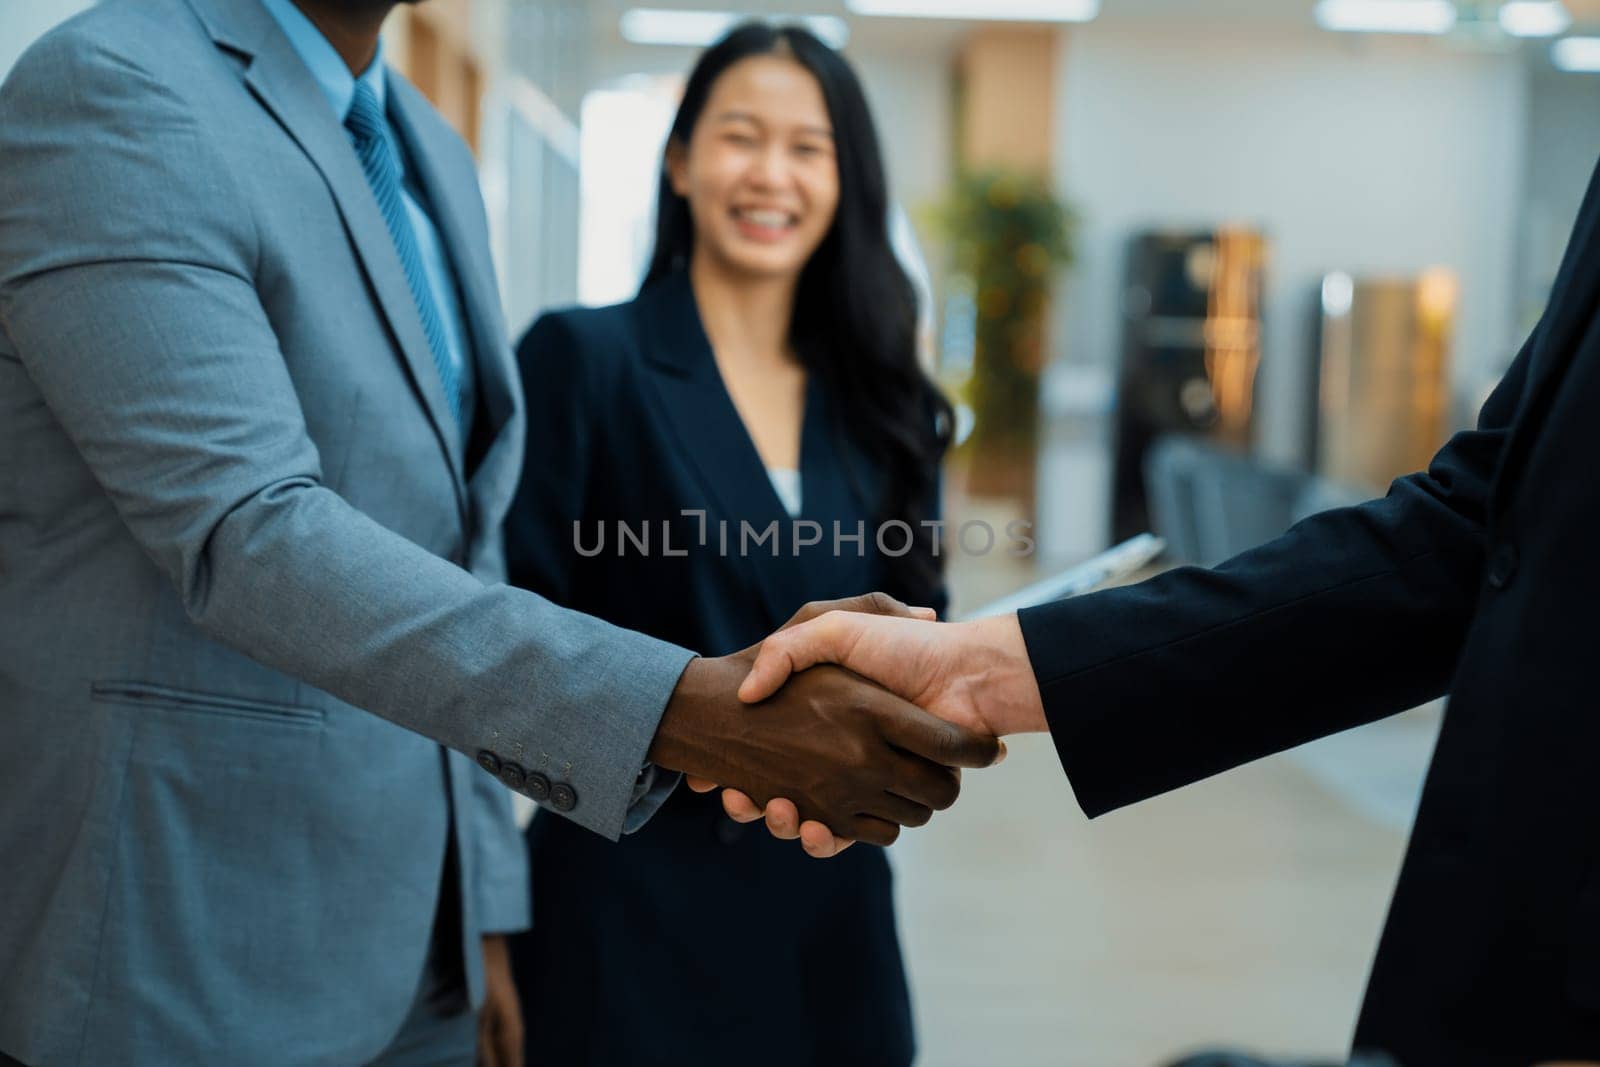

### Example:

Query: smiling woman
xmin=647 ymin=25 xmax=952 ymax=600
xmin=501 ymin=20 xmax=952 ymax=1067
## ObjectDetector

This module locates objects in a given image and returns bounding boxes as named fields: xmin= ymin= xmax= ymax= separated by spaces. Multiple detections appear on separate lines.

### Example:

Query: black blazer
xmin=506 ymin=270 xmax=943 ymax=647
xmin=503 ymin=270 xmax=936 ymax=1066
xmin=1021 ymin=159 xmax=1600 ymax=1065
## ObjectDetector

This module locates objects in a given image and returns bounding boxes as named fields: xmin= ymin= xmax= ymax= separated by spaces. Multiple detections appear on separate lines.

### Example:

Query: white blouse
xmin=766 ymin=467 xmax=802 ymax=518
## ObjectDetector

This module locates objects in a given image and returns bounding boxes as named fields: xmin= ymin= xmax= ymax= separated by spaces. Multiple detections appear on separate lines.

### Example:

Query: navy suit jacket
xmin=1021 ymin=157 xmax=1600 ymax=1064
xmin=506 ymin=269 xmax=944 ymax=644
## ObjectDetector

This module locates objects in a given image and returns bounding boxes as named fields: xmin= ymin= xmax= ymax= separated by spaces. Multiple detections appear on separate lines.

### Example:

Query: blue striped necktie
xmin=344 ymin=79 xmax=461 ymax=424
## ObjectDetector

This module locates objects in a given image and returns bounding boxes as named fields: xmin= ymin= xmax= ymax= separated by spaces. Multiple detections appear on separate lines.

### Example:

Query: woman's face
xmin=669 ymin=53 xmax=840 ymax=283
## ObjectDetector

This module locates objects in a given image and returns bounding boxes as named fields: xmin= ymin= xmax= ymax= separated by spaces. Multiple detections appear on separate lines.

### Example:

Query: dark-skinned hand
xmin=649 ymin=594 xmax=1003 ymax=847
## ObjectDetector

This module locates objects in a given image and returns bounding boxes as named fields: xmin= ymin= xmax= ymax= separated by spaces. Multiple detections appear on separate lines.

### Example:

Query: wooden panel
xmin=1563 ymin=0 xmax=1600 ymax=24
xmin=957 ymin=26 xmax=1060 ymax=177
xmin=389 ymin=0 xmax=483 ymax=155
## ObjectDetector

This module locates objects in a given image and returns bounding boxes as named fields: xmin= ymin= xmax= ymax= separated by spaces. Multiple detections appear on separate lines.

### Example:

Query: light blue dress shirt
xmin=260 ymin=0 xmax=475 ymax=439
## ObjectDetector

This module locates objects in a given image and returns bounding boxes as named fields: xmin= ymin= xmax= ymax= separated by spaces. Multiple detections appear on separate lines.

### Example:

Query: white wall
xmin=0 ymin=0 xmax=95 ymax=82
xmin=1052 ymin=24 xmax=1527 ymax=467
xmin=1514 ymin=68 xmax=1600 ymax=338
xmin=851 ymin=48 xmax=957 ymax=238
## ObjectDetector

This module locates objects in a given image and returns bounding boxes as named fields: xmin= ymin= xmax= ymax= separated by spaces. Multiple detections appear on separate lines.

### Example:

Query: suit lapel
xmin=636 ymin=274 xmax=803 ymax=628
xmin=793 ymin=375 xmax=882 ymax=605
xmin=1492 ymin=153 xmax=1600 ymax=516
xmin=387 ymin=80 xmax=517 ymax=448
xmin=386 ymin=79 xmax=525 ymax=559
xmin=185 ymin=0 xmax=468 ymax=514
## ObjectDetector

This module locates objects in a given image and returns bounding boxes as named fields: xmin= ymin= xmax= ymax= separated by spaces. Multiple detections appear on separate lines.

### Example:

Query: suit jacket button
xmin=524 ymin=772 xmax=551 ymax=802
xmin=716 ymin=820 xmax=746 ymax=845
xmin=550 ymin=782 xmax=577 ymax=812
xmin=1487 ymin=544 xmax=1518 ymax=589
xmin=498 ymin=762 xmax=526 ymax=790
xmin=476 ymin=751 xmax=501 ymax=776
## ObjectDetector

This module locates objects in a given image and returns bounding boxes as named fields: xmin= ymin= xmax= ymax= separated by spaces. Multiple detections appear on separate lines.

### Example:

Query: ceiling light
xmin=1321 ymin=273 xmax=1355 ymax=318
xmin=619 ymin=9 xmax=850 ymax=49
xmin=1499 ymin=1 xmax=1571 ymax=37
xmin=1553 ymin=35 xmax=1600 ymax=70
xmin=1314 ymin=0 xmax=1458 ymax=35
xmin=846 ymin=0 xmax=1100 ymax=22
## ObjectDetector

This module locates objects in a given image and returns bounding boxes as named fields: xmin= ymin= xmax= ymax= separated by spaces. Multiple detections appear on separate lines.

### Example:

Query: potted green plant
xmin=930 ymin=170 xmax=1074 ymax=504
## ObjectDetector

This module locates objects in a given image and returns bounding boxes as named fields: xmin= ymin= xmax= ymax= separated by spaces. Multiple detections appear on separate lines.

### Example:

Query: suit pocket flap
xmin=91 ymin=681 xmax=323 ymax=727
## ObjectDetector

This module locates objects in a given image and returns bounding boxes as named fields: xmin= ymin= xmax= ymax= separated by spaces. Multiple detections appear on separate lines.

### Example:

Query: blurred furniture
xmin=1034 ymin=359 xmax=1115 ymax=567
xmin=1145 ymin=436 xmax=1366 ymax=567
xmin=1163 ymin=1053 xmax=1399 ymax=1067
xmin=1113 ymin=227 xmax=1267 ymax=540
xmin=1312 ymin=270 xmax=1457 ymax=492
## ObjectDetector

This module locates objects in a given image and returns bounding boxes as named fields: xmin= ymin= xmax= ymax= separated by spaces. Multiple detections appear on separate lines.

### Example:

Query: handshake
xmin=647 ymin=592 xmax=1048 ymax=857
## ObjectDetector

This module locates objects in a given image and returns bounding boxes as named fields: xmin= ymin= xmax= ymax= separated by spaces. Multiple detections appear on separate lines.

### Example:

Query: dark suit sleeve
xmin=1018 ymin=330 xmax=1535 ymax=816
xmin=505 ymin=312 xmax=591 ymax=604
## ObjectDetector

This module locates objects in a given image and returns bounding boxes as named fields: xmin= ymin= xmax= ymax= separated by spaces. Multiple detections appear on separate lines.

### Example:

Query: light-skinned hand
xmin=694 ymin=604 xmax=1039 ymax=858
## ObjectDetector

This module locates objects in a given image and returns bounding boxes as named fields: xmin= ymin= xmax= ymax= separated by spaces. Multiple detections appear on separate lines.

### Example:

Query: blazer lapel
xmin=386 ymin=80 xmax=517 ymax=447
xmin=791 ymin=377 xmax=882 ymax=603
xmin=636 ymin=274 xmax=799 ymax=628
xmin=185 ymin=0 xmax=468 ymax=514
xmin=801 ymin=377 xmax=882 ymax=542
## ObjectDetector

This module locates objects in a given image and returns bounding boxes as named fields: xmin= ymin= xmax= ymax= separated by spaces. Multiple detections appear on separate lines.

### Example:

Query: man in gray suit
xmin=0 ymin=1 xmax=999 ymax=1064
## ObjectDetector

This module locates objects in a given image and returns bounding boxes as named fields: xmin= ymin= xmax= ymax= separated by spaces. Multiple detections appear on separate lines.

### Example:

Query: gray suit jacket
xmin=0 ymin=0 xmax=693 ymax=1063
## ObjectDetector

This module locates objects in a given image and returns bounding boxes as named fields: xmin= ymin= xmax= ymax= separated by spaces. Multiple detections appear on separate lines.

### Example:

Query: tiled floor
xmin=890 ymin=711 xmax=1439 ymax=1066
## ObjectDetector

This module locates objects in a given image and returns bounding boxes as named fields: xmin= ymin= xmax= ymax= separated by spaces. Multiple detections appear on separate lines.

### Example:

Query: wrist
xmin=647 ymin=654 xmax=744 ymax=779
xmin=964 ymin=614 xmax=1047 ymax=735
xmin=481 ymin=933 xmax=510 ymax=970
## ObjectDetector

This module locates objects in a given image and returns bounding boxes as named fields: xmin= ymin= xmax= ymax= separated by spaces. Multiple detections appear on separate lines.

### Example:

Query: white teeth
xmin=739 ymin=209 xmax=793 ymax=228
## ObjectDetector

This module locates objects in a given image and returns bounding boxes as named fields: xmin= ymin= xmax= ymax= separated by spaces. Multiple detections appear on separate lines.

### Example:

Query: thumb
xmin=739 ymin=615 xmax=850 ymax=703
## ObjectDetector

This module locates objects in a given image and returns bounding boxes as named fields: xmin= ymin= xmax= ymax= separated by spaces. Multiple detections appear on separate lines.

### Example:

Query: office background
xmin=5 ymin=1 xmax=1599 ymax=1062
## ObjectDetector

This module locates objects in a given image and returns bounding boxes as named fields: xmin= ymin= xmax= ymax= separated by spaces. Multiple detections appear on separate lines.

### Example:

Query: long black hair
xmin=642 ymin=22 xmax=953 ymax=605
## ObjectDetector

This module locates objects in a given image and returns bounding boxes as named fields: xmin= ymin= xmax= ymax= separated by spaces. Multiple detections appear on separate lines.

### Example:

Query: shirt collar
xmin=257 ymin=0 xmax=388 ymax=123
